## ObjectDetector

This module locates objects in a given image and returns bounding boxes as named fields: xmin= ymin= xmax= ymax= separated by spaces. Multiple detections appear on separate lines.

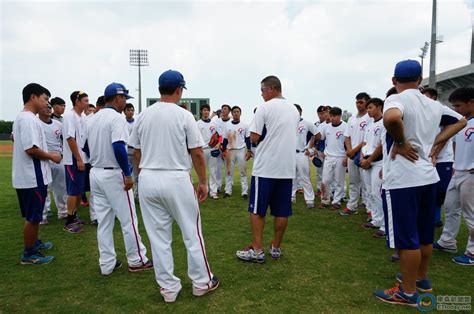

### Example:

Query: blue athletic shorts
xmin=435 ymin=162 xmax=453 ymax=206
xmin=248 ymin=176 xmax=292 ymax=217
xmin=382 ymin=184 xmax=437 ymax=250
xmin=65 ymin=158 xmax=86 ymax=196
xmin=16 ymin=185 xmax=48 ymax=223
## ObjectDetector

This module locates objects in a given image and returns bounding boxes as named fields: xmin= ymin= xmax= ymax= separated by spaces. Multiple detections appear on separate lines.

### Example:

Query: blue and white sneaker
xmin=374 ymin=284 xmax=418 ymax=308
xmin=236 ymin=246 xmax=265 ymax=263
xmin=35 ymin=240 xmax=53 ymax=251
xmin=433 ymin=241 xmax=457 ymax=253
xmin=269 ymin=244 xmax=282 ymax=260
xmin=21 ymin=252 xmax=54 ymax=265
xmin=395 ymin=272 xmax=433 ymax=292
xmin=452 ymin=254 xmax=474 ymax=266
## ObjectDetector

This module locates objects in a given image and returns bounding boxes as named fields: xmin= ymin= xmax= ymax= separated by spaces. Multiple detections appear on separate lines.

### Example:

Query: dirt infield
xmin=0 ymin=144 xmax=13 ymax=156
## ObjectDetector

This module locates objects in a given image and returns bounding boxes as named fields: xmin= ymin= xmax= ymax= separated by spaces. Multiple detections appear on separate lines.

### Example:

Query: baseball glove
xmin=209 ymin=132 xmax=220 ymax=147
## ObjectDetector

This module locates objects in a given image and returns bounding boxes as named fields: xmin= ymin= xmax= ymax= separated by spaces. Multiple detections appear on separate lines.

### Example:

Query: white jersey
xmin=129 ymin=102 xmax=204 ymax=171
xmin=453 ymin=118 xmax=474 ymax=171
xmin=85 ymin=108 xmax=129 ymax=168
xmin=62 ymin=109 xmax=86 ymax=165
xmin=12 ymin=110 xmax=51 ymax=188
xmin=345 ymin=113 xmax=372 ymax=147
xmin=251 ymin=97 xmax=300 ymax=179
xmin=436 ymin=127 xmax=454 ymax=163
xmin=197 ymin=119 xmax=217 ymax=149
xmin=125 ymin=118 xmax=136 ymax=154
xmin=382 ymin=89 xmax=463 ymax=189
xmin=361 ymin=117 xmax=383 ymax=157
xmin=39 ymin=118 xmax=63 ymax=154
xmin=320 ymin=121 xmax=347 ymax=157
xmin=215 ymin=117 xmax=231 ymax=137
xmin=223 ymin=120 xmax=249 ymax=150
xmin=297 ymin=119 xmax=318 ymax=152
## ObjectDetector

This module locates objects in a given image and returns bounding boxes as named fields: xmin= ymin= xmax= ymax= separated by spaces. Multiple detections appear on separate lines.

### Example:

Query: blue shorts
xmin=65 ymin=158 xmax=86 ymax=196
xmin=382 ymin=184 xmax=437 ymax=250
xmin=248 ymin=176 xmax=292 ymax=217
xmin=435 ymin=162 xmax=453 ymax=206
xmin=16 ymin=185 xmax=48 ymax=223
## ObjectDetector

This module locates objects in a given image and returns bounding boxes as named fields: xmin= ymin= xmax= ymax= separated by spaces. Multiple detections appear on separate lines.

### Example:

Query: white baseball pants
xmin=138 ymin=169 xmax=214 ymax=294
xmin=90 ymin=167 xmax=149 ymax=275
xmin=347 ymin=158 xmax=368 ymax=211
xmin=361 ymin=162 xmax=384 ymax=231
xmin=292 ymin=153 xmax=315 ymax=204
xmin=321 ymin=155 xmax=346 ymax=205
xmin=204 ymin=148 xmax=218 ymax=197
xmin=437 ymin=170 xmax=474 ymax=256
xmin=216 ymin=157 xmax=223 ymax=189
xmin=43 ymin=162 xmax=67 ymax=219
xmin=225 ymin=148 xmax=248 ymax=196
xmin=127 ymin=153 xmax=139 ymax=199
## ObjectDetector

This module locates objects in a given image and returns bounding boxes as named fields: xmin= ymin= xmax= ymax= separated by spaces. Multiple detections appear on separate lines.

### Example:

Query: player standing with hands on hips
xmin=13 ymin=83 xmax=62 ymax=265
xmin=236 ymin=75 xmax=299 ymax=263
xmin=130 ymin=70 xmax=219 ymax=303
xmin=84 ymin=83 xmax=152 ymax=275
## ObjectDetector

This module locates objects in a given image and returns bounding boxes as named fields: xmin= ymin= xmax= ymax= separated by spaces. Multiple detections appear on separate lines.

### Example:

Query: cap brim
xmin=125 ymin=94 xmax=134 ymax=99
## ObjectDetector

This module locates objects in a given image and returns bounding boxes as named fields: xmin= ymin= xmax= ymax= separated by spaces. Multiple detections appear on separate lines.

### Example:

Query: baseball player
xmin=13 ymin=83 xmax=61 ymax=265
xmin=374 ymin=60 xmax=466 ymax=307
xmin=130 ymin=70 xmax=219 ymax=302
xmin=318 ymin=107 xmax=347 ymax=210
xmin=358 ymin=98 xmax=385 ymax=237
xmin=197 ymin=104 xmax=220 ymax=199
xmin=236 ymin=75 xmax=299 ymax=263
xmin=313 ymin=105 xmax=330 ymax=195
xmin=51 ymin=97 xmax=66 ymax=122
xmin=221 ymin=106 xmax=252 ymax=199
xmin=342 ymin=93 xmax=372 ymax=216
xmin=84 ymin=82 xmax=152 ymax=275
xmin=37 ymin=104 xmax=68 ymax=224
xmin=292 ymin=104 xmax=319 ymax=208
xmin=434 ymin=87 xmax=474 ymax=266
xmin=62 ymin=90 xmax=89 ymax=233
xmin=124 ymin=103 xmax=139 ymax=199
xmin=82 ymin=101 xmax=97 ymax=224
xmin=215 ymin=104 xmax=232 ymax=192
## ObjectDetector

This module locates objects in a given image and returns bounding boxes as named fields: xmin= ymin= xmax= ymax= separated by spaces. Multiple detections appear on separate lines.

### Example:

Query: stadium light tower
xmin=129 ymin=49 xmax=149 ymax=113
xmin=419 ymin=42 xmax=429 ymax=74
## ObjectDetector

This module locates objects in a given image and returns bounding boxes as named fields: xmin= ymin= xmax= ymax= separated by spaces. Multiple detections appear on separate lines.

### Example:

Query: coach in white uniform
xmin=130 ymin=70 xmax=219 ymax=303
xmin=343 ymin=93 xmax=372 ymax=215
xmin=222 ymin=106 xmax=252 ymax=198
xmin=236 ymin=75 xmax=299 ymax=263
xmin=38 ymin=105 xmax=67 ymax=222
xmin=85 ymin=83 xmax=151 ymax=275
xmin=373 ymin=60 xmax=466 ymax=306
xmin=434 ymin=87 xmax=474 ymax=266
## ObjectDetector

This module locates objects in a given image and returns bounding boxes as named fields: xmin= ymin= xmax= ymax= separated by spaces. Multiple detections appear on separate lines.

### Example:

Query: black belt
xmin=104 ymin=167 xmax=119 ymax=170
xmin=296 ymin=149 xmax=305 ymax=153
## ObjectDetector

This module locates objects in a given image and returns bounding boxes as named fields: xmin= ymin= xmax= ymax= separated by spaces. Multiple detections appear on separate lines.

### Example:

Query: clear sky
xmin=0 ymin=0 xmax=472 ymax=123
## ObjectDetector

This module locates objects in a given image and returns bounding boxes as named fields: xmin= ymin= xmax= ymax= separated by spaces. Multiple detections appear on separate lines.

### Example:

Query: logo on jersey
xmin=465 ymin=127 xmax=474 ymax=142
xmin=209 ymin=126 xmax=216 ymax=133
xmin=336 ymin=131 xmax=343 ymax=139
xmin=237 ymin=128 xmax=245 ymax=134
xmin=359 ymin=121 xmax=367 ymax=130
xmin=373 ymin=126 xmax=381 ymax=136
xmin=297 ymin=125 xmax=306 ymax=134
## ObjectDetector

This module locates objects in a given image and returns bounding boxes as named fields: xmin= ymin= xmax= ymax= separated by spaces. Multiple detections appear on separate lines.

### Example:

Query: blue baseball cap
xmin=159 ymin=70 xmax=187 ymax=89
xmin=104 ymin=82 xmax=133 ymax=99
xmin=394 ymin=59 xmax=422 ymax=78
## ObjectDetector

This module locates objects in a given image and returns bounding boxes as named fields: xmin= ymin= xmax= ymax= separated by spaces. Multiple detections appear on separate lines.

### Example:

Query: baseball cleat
xmin=193 ymin=276 xmax=220 ymax=297
xmin=128 ymin=260 xmax=153 ymax=272
xmin=361 ymin=222 xmax=378 ymax=230
xmin=452 ymin=254 xmax=474 ymax=266
xmin=332 ymin=203 xmax=341 ymax=210
xmin=63 ymin=223 xmax=82 ymax=233
xmin=318 ymin=203 xmax=330 ymax=209
xmin=39 ymin=219 xmax=49 ymax=225
xmin=395 ymin=272 xmax=433 ymax=293
xmin=433 ymin=242 xmax=457 ymax=253
xmin=211 ymin=195 xmax=219 ymax=200
xmin=269 ymin=244 xmax=282 ymax=260
xmin=223 ymin=193 xmax=231 ymax=198
xmin=89 ymin=219 xmax=98 ymax=226
xmin=372 ymin=230 xmax=386 ymax=238
xmin=160 ymin=288 xmax=181 ymax=303
xmin=242 ymin=194 xmax=248 ymax=200
xmin=339 ymin=207 xmax=358 ymax=216
xmin=373 ymin=284 xmax=418 ymax=308
xmin=236 ymin=246 xmax=265 ymax=263
xmin=21 ymin=252 xmax=54 ymax=265
xmin=103 ymin=260 xmax=123 ymax=276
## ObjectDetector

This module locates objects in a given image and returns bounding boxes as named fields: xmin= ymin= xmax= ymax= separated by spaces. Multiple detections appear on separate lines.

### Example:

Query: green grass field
xmin=0 ymin=146 xmax=472 ymax=313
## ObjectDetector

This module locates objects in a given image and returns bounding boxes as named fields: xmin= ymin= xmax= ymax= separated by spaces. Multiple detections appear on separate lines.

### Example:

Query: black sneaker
xmin=193 ymin=276 xmax=220 ymax=296
xmin=224 ymin=193 xmax=231 ymax=198
xmin=242 ymin=194 xmax=248 ymax=200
